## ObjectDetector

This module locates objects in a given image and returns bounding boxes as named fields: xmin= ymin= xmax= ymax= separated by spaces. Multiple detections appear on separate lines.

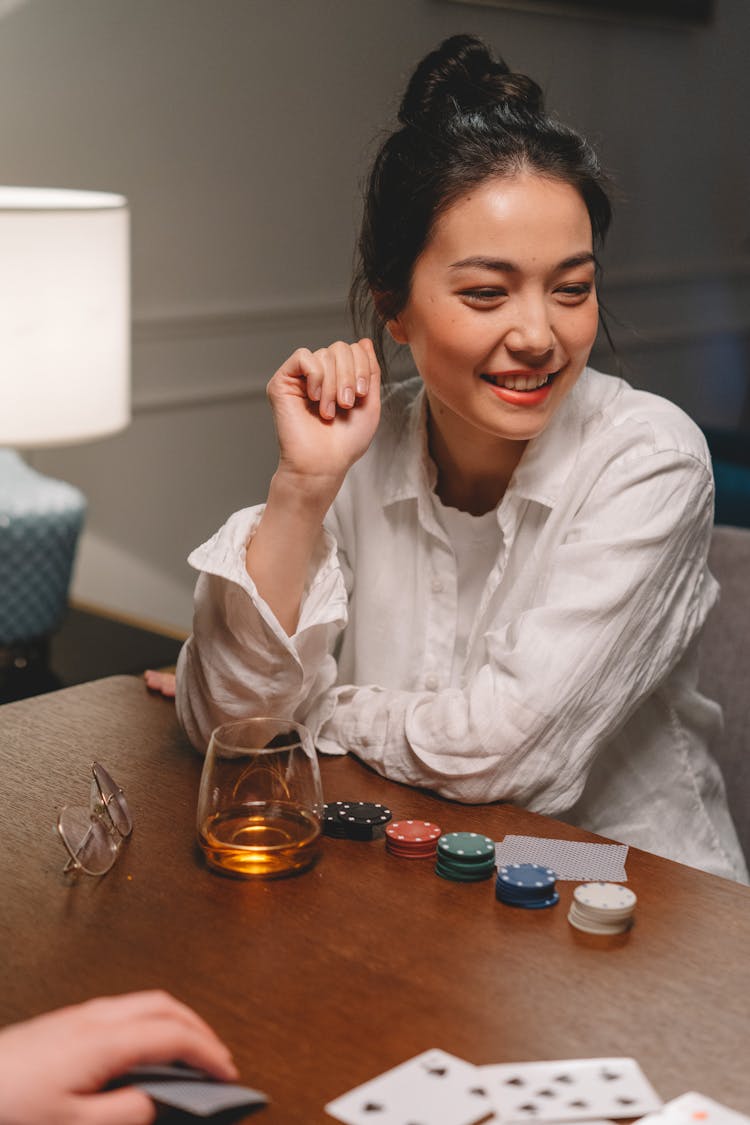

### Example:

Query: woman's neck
xmin=427 ymin=407 xmax=528 ymax=516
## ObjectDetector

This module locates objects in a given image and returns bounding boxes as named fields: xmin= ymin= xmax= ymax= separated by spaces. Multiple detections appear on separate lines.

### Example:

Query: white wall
xmin=2 ymin=0 xmax=748 ymax=632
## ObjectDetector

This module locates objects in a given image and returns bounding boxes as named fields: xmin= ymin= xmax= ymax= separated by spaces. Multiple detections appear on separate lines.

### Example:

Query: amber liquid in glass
xmin=199 ymin=801 xmax=321 ymax=878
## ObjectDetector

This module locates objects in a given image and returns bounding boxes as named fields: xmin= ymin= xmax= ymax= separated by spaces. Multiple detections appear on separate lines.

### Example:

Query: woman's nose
xmin=503 ymin=297 xmax=556 ymax=357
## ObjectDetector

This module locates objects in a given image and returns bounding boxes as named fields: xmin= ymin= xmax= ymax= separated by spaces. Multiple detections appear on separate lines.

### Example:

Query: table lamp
xmin=0 ymin=186 xmax=130 ymax=676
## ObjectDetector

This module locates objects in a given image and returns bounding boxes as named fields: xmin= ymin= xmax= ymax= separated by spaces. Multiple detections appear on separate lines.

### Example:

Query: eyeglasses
xmin=57 ymin=762 xmax=132 ymax=876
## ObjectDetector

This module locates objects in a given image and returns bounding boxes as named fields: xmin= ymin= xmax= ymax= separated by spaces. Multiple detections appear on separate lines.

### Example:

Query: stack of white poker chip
xmin=568 ymin=882 xmax=637 ymax=935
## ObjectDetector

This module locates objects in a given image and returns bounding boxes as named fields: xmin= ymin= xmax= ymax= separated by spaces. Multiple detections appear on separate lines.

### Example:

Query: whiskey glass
xmin=196 ymin=717 xmax=323 ymax=879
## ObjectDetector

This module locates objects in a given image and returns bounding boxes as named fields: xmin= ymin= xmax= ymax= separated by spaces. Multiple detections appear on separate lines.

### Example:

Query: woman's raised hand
xmin=267 ymin=338 xmax=381 ymax=500
xmin=244 ymin=339 xmax=381 ymax=635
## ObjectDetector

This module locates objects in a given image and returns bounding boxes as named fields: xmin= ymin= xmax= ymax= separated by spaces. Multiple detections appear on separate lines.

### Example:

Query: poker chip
xmin=438 ymin=832 xmax=495 ymax=860
xmin=385 ymin=820 xmax=442 ymax=859
xmin=435 ymin=832 xmax=496 ymax=883
xmin=568 ymin=881 xmax=636 ymax=934
xmin=323 ymin=801 xmax=392 ymax=841
xmin=322 ymin=802 xmax=351 ymax=838
xmin=495 ymin=863 xmax=559 ymax=909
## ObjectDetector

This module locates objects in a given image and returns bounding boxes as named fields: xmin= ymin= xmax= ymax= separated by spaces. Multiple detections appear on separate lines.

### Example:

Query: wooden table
xmin=2 ymin=676 xmax=749 ymax=1123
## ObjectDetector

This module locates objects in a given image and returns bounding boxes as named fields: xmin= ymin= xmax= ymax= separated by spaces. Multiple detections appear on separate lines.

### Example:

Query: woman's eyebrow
xmin=449 ymin=252 xmax=596 ymax=272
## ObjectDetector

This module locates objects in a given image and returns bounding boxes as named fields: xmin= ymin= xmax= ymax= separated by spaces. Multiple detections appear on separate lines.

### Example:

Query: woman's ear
xmin=372 ymin=289 xmax=409 ymax=346
xmin=386 ymin=317 xmax=408 ymax=345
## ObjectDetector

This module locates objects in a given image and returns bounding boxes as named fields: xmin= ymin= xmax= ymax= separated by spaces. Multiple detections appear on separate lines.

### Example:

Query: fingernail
xmin=356 ymin=378 xmax=368 ymax=396
xmin=341 ymin=388 xmax=355 ymax=407
xmin=310 ymin=386 xmax=322 ymax=401
xmin=322 ymin=401 xmax=336 ymax=419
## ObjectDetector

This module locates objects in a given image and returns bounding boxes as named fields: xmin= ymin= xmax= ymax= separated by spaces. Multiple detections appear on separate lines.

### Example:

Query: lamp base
xmin=0 ymin=449 xmax=86 ymax=646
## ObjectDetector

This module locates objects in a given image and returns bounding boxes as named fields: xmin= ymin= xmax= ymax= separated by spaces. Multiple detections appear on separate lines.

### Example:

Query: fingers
xmin=78 ymin=991 xmax=239 ymax=1085
xmin=143 ymin=670 xmax=176 ymax=698
xmin=73 ymin=1087 xmax=157 ymax=1125
xmin=272 ymin=339 xmax=381 ymax=422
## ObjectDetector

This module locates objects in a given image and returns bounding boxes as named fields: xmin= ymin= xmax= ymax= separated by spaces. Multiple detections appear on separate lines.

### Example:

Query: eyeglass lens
xmin=58 ymin=804 xmax=121 ymax=876
xmin=58 ymin=762 xmax=132 ymax=876
xmin=92 ymin=762 xmax=133 ymax=837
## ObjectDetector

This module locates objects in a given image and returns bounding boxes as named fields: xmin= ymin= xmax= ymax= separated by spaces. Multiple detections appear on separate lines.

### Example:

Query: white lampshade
xmin=0 ymin=186 xmax=130 ymax=448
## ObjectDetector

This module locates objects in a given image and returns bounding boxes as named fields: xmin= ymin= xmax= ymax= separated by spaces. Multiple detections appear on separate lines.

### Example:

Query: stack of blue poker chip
xmin=495 ymin=863 xmax=559 ymax=909
xmin=435 ymin=832 xmax=496 ymax=882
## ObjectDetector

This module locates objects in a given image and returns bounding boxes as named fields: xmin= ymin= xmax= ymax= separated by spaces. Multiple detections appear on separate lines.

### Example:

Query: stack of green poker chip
xmin=435 ymin=832 xmax=496 ymax=882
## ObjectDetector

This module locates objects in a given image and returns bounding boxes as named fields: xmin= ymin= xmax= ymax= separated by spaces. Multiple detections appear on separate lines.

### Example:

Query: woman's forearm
xmin=245 ymin=469 xmax=342 ymax=635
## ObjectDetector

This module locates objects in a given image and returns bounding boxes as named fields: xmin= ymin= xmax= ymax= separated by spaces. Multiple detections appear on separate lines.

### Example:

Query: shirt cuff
xmin=188 ymin=505 xmax=348 ymax=654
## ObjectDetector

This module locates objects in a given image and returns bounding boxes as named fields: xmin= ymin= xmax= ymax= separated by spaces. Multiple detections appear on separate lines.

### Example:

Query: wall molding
xmin=130 ymin=263 xmax=750 ymax=414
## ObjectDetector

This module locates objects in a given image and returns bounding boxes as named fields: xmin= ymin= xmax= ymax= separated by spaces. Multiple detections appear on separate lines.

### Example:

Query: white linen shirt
xmin=177 ymin=368 xmax=748 ymax=883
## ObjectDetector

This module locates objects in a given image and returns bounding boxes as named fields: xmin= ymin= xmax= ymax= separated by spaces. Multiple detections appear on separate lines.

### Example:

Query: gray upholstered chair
xmin=700 ymin=524 xmax=750 ymax=863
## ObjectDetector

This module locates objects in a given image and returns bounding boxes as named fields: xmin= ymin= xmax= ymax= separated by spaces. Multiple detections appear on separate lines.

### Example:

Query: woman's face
xmin=390 ymin=173 xmax=599 ymax=455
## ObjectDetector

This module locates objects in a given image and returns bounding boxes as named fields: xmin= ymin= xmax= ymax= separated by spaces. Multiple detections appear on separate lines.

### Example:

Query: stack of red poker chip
xmin=385 ymin=819 xmax=442 ymax=858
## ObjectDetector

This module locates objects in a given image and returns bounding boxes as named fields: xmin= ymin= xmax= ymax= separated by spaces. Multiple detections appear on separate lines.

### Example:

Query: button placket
xmin=421 ymin=537 xmax=456 ymax=692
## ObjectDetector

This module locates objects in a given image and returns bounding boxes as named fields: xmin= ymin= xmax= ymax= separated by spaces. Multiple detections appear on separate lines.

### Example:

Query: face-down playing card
xmin=479 ymin=1057 xmax=662 ymax=1122
xmin=111 ymin=1063 xmax=268 ymax=1117
xmin=325 ymin=1048 xmax=493 ymax=1125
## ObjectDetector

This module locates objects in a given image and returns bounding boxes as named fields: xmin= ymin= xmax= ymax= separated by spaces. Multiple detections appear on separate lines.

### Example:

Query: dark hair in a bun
xmin=398 ymin=34 xmax=544 ymax=125
xmin=351 ymin=34 xmax=613 ymax=369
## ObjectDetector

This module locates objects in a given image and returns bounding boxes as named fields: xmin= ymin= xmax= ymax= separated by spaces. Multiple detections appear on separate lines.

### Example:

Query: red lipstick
xmin=481 ymin=370 xmax=557 ymax=407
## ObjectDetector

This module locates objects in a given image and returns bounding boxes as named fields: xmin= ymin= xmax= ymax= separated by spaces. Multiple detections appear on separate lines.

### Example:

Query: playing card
xmin=480 ymin=1057 xmax=661 ymax=1122
xmin=325 ymin=1048 xmax=492 ymax=1125
xmin=637 ymin=1092 xmax=750 ymax=1125
xmin=133 ymin=1077 xmax=268 ymax=1116
xmin=494 ymin=837 xmax=628 ymax=882
xmin=112 ymin=1063 xmax=269 ymax=1117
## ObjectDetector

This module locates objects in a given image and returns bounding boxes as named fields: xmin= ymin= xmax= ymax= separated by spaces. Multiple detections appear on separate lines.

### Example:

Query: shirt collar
xmin=382 ymin=380 xmax=433 ymax=508
xmin=380 ymin=369 xmax=594 ymax=513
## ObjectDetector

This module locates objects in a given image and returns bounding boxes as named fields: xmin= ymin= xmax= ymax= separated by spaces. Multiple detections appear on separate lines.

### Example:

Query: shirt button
xmin=425 ymin=674 xmax=439 ymax=691
xmin=431 ymin=577 xmax=443 ymax=594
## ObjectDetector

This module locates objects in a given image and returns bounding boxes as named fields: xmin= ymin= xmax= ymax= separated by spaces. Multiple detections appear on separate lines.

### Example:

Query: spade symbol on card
xmin=481 ymin=1056 xmax=663 ymax=1124
xmin=326 ymin=1048 xmax=492 ymax=1125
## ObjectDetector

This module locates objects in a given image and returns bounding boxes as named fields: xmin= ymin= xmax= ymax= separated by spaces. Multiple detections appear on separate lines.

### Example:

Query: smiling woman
xmin=385 ymin=175 xmax=600 ymax=509
xmin=175 ymin=35 xmax=748 ymax=884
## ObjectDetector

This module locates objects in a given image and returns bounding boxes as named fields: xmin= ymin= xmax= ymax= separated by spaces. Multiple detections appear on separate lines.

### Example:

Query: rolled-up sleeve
xmin=176 ymin=506 xmax=349 ymax=751
xmin=306 ymin=449 xmax=716 ymax=813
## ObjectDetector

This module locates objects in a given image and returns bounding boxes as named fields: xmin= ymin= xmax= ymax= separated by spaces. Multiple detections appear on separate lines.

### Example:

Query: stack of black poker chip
xmin=322 ymin=800 xmax=392 ymax=840
xmin=322 ymin=802 xmax=350 ymax=838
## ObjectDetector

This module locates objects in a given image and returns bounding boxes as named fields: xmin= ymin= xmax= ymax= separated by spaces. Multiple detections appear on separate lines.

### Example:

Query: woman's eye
xmin=556 ymin=283 xmax=593 ymax=302
xmin=461 ymin=289 xmax=507 ymax=304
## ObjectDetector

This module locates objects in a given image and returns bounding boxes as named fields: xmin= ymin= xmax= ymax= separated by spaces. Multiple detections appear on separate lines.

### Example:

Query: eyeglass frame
xmin=57 ymin=761 xmax=133 ymax=876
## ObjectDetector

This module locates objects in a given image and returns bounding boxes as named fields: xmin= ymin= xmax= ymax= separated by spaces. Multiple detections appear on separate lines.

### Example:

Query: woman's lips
xmin=480 ymin=369 xmax=559 ymax=407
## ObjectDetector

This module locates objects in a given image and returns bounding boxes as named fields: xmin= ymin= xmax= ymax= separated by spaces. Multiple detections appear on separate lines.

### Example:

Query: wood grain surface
xmin=1 ymin=676 xmax=748 ymax=1124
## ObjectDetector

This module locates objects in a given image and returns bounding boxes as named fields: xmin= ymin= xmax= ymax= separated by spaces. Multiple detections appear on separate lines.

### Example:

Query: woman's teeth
xmin=483 ymin=372 xmax=555 ymax=391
